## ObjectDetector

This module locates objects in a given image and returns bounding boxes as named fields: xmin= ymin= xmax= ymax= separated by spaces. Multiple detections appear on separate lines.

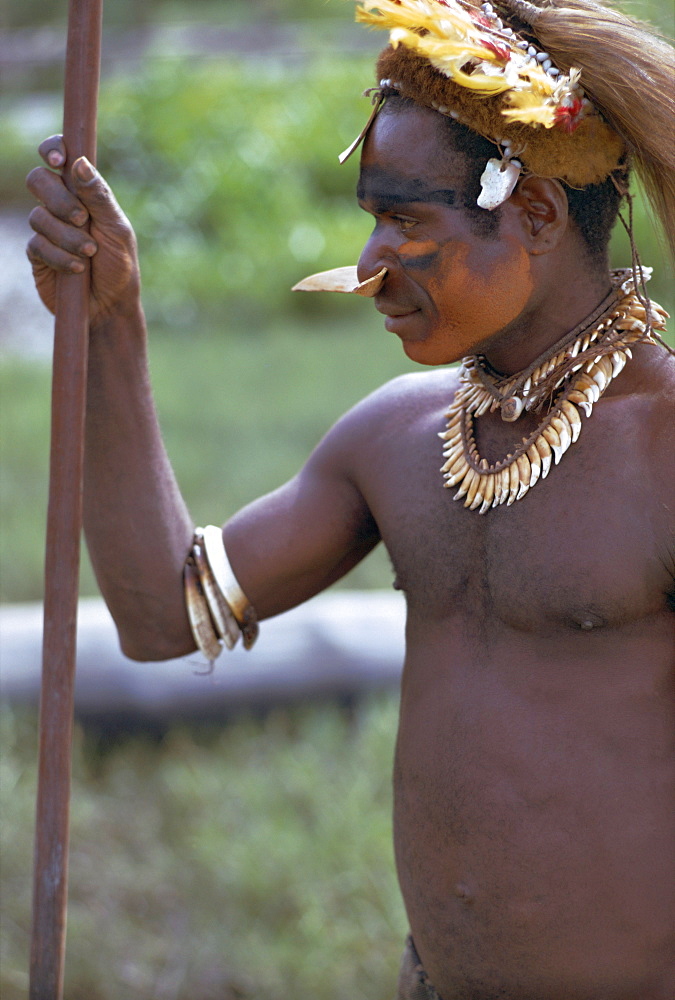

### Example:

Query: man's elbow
xmin=110 ymin=599 xmax=195 ymax=663
xmin=117 ymin=625 xmax=195 ymax=663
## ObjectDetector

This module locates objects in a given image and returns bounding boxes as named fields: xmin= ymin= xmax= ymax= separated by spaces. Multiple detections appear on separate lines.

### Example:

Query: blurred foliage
xmin=0 ymin=316 xmax=414 ymax=603
xmin=1 ymin=698 xmax=407 ymax=999
xmin=2 ymin=0 xmax=347 ymax=30
xmin=95 ymin=56 xmax=376 ymax=329
xmin=3 ymin=0 xmax=672 ymax=30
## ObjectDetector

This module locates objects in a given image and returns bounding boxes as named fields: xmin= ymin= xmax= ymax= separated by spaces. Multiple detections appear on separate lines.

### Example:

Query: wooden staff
xmin=29 ymin=1 xmax=102 ymax=996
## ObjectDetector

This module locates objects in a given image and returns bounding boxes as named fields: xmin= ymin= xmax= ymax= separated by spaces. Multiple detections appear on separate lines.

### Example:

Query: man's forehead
xmin=357 ymin=166 xmax=457 ymax=207
xmin=357 ymin=106 xmax=468 ymax=206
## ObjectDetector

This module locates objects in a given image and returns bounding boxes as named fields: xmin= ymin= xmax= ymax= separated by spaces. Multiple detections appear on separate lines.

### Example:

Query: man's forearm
xmin=83 ymin=302 xmax=195 ymax=661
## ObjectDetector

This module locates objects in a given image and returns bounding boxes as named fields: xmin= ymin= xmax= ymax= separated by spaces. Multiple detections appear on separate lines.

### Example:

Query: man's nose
xmin=357 ymin=224 xmax=397 ymax=284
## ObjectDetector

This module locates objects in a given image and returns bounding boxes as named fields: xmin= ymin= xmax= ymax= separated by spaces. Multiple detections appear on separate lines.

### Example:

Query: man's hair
xmin=561 ymin=172 xmax=625 ymax=257
xmin=381 ymin=93 xmax=625 ymax=256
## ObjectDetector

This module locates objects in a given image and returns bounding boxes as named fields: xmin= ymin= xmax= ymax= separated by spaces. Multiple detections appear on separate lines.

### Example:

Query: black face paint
xmin=357 ymin=167 xmax=457 ymax=211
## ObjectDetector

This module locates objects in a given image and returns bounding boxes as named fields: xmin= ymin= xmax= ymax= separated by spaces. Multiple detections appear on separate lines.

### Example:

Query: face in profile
xmin=357 ymin=103 xmax=536 ymax=366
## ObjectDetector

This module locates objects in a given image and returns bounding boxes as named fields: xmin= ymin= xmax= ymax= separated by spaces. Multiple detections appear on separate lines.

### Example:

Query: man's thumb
xmin=71 ymin=156 xmax=117 ymax=216
xmin=73 ymin=156 xmax=99 ymax=183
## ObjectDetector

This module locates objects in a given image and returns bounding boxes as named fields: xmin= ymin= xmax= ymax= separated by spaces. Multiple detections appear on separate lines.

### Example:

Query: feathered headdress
xmin=344 ymin=0 xmax=675 ymax=257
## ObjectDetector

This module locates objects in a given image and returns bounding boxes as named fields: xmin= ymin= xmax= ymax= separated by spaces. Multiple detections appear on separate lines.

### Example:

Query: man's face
xmin=357 ymin=104 xmax=535 ymax=366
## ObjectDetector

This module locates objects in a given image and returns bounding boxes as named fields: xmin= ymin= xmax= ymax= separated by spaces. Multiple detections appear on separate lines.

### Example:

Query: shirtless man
xmin=26 ymin=0 xmax=674 ymax=996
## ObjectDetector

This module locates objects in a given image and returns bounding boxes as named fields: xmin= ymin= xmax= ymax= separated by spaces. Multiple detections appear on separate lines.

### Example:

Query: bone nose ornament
xmin=292 ymin=265 xmax=387 ymax=297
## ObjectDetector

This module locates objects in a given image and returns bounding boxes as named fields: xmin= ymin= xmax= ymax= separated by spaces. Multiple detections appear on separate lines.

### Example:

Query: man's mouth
xmin=372 ymin=287 xmax=424 ymax=336
xmin=374 ymin=299 xmax=420 ymax=320
xmin=378 ymin=306 xmax=423 ymax=336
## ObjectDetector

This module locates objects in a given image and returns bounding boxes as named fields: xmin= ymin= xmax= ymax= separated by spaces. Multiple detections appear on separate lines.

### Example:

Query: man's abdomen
xmin=394 ymin=624 xmax=675 ymax=1000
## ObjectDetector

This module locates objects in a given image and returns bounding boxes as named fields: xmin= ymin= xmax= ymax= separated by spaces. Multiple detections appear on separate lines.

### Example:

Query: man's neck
xmin=477 ymin=259 xmax=613 ymax=377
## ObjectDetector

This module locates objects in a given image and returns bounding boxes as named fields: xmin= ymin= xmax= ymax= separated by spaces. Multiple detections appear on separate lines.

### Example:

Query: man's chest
xmin=359 ymin=397 xmax=672 ymax=633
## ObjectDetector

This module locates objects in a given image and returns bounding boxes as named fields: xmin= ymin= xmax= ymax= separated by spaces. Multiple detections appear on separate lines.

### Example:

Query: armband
xmin=183 ymin=525 xmax=259 ymax=663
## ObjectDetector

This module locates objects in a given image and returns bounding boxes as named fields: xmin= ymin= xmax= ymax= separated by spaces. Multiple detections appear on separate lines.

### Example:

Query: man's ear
xmin=508 ymin=175 xmax=569 ymax=254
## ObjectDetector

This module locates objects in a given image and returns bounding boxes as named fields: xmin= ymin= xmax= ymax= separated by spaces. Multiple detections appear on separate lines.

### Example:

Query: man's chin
xmin=383 ymin=312 xmax=470 ymax=366
xmin=400 ymin=339 xmax=464 ymax=367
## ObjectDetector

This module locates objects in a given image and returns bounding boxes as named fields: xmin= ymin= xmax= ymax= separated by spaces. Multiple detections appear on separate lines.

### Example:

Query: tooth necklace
xmin=440 ymin=268 xmax=669 ymax=513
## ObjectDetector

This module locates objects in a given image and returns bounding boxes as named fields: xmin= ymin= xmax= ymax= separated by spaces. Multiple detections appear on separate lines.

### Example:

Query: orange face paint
xmin=399 ymin=239 xmax=439 ymax=259
xmin=418 ymin=239 xmax=535 ymax=365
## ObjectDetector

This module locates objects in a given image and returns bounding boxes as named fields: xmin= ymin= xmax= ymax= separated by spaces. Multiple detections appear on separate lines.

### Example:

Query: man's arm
xmin=223 ymin=423 xmax=381 ymax=622
xmin=27 ymin=141 xmax=199 ymax=659
xmin=26 ymin=138 xmax=379 ymax=661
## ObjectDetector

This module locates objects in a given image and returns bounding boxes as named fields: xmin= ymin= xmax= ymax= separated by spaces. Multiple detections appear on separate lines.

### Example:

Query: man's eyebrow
xmin=357 ymin=172 xmax=456 ymax=208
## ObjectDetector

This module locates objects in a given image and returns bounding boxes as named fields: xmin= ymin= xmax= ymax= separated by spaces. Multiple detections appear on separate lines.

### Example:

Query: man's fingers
xmin=26 ymin=166 xmax=89 ymax=226
xmin=27 ymin=157 xmax=123 ymax=234
xmin=27 ymin=146 xmax=140 ymax=323
xmin=29 ymin=205 xmax=97 ymax=259
xmin=38 ymin=135 xmax=67 ymax=170
xmin=27 ymin=232 xmax=87 ymax=274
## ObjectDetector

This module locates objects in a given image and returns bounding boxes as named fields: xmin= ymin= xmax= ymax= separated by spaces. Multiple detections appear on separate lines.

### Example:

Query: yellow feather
xmin=358 ymin=0 xmax=476 ymax=37
xmin=392 ymin=30 xmax=512 ymax=94
xmin=501 ymin=91 xmax=557 ymax=127
xmin=356 ymin=1 xmax=577 ymax=103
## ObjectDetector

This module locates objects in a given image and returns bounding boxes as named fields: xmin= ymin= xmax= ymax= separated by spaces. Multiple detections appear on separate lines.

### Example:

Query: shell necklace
xmin=440 ymin=269 xmax=668 ymax=513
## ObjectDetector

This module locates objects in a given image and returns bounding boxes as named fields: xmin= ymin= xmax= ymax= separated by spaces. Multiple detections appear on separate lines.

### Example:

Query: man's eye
xmin=394 ymin=216 xmax=418 ymax=232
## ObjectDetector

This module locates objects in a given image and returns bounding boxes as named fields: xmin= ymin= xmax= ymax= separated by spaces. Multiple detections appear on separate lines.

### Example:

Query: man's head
xmin=350 ymin=0 xmax=674 ymax=262
xmin=373 ymin=93 xmax=626 ymax=258
xmin=314 ymin=0 xmax=673 ymax=366
xmin=357 ymin=99 xmax=576 ymax=365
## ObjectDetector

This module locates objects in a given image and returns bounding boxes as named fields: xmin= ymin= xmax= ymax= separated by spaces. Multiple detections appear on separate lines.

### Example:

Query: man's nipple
xmin=573 ymin=610 xmax=606 ymax=631
xmin=454 ymin=883 xmax=474 ymax=905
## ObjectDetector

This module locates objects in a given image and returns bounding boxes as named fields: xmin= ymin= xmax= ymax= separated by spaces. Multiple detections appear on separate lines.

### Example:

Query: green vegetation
xmin=0 ymin=698 xmax=407 ymax=1000
xmin=4 ymin=0 xmax=672 ymax=31
xmin=0 ymin=314 xmax=414 ymax=604
xmin=3 ymin=0 xmax=352 ymax=31
xmin=96 ymin=56 xmax=378 ymax=329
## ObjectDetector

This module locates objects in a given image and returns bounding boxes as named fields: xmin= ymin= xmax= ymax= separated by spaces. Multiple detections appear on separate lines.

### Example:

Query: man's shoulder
xmin=314 ymin=367 xmax=459 ymax=466
xmin=613 ymin=344 xmax=675 ymax=500
xmin=348 ymin=367 xmax=462 ymax=440
xmin=628 ymin=342 xmax=675 ymax=416
xmin=653 ymin=345 xmax=675 ymax=398
xmin=355 ymin=366 xmax=460 ymax=419
xmin=646 ymin=346 xmax=675 ymax=451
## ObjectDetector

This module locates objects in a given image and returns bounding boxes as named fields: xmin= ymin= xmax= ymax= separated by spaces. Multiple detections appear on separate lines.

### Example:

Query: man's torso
xmin=349 ymin=351 xmax=675 ymax=999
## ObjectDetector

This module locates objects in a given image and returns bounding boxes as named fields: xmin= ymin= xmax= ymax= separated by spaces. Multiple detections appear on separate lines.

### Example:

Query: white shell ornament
xmin=500 ymin=395 xmax=524 ymax=422
xmin=292 ymin=265 xmax=387 ymax=297
xmin=477 ymin=158 xmax=521 ymax=210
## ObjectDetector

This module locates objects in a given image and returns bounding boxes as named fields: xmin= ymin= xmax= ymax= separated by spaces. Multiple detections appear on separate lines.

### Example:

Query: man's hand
xmin=26 ymin=135 xmax=140 ymax=325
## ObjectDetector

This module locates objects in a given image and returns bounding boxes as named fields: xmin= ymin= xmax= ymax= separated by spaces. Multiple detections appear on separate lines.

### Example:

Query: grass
xmin=0 ymin=697 xmax=407 ymax=1000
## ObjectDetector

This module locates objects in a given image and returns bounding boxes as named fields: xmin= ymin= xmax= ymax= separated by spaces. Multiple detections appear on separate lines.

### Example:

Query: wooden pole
xmin=29 ymin=2 xmax=102 ymax=996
